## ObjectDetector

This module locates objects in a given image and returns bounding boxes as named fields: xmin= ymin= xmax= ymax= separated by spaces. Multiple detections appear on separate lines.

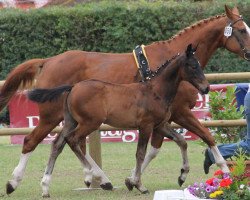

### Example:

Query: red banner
xmin=8 ymin=84 xmax=235 ymax=144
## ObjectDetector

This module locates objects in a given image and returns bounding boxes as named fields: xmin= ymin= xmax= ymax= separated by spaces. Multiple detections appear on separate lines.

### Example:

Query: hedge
xmin=0 ymin=0 xmax=249 ymax=81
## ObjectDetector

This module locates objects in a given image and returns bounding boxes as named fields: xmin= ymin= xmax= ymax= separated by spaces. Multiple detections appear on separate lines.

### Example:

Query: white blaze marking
xmin=243 ymin=22 xmax=250 ymax=36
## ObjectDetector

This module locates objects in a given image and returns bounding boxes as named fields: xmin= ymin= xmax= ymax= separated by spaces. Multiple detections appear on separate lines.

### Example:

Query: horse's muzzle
xmin=244 ymin=51 xmax=250 ymax=61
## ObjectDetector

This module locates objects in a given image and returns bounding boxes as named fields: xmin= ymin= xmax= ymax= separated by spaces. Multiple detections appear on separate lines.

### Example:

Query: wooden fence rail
xmin=0 ymin=119 xmax=247 ymax=136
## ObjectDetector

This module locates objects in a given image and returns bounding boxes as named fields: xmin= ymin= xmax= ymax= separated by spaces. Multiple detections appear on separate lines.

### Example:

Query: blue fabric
xmin=208 ymin=86 xmax=250 ymax=163
xmin=235 ymin=83 xmax=248 ymax=109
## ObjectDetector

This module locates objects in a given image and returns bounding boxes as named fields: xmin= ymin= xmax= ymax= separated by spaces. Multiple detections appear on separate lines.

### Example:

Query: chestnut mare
xmin=1 ymin=5 xmax=250 ymax=195
xmin=28 ymin=45 xmax=209 ymax=195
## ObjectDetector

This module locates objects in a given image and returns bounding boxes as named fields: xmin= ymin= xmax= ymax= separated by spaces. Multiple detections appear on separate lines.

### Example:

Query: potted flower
xmin=186 ymin=154 xmax=250 ymax=199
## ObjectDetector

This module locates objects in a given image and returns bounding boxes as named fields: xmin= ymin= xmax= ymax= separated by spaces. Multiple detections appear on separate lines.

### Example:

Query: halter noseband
xmin=224 ymin=16 xmax=250 ymax=61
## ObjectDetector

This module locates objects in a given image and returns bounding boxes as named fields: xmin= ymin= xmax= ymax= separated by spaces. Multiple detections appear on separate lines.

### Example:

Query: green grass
xmin=0 ymin=141 xmax=219 ymax=199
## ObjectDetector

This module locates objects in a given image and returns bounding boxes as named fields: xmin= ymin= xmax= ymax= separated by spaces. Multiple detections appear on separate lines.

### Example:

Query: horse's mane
xmin=151 ymin=14 xmax=226 ymax=45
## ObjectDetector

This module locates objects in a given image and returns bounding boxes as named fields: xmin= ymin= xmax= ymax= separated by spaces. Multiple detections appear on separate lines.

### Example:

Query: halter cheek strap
xmin=223 ymin=16 xmax=250 ymax=60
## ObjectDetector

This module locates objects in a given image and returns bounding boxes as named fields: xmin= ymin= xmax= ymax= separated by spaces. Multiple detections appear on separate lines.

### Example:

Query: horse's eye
xmin=239 ymin=29 xmax=247 ymax=34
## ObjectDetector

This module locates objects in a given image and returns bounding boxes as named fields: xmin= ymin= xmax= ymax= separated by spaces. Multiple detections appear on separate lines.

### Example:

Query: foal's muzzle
xmin=200 ymin=86 xmax=210 ymax=95
xmin=244 ymin=51 xmax=250 ymax=61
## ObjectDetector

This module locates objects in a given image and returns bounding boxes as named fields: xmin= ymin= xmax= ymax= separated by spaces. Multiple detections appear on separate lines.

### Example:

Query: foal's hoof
xmin=125 ymin=178 xmax=134 ymax=191
xmin=140 ymin=189 xmax=150 ymax=194
xmin=100 ymin=182 xmax=113 ymax=191
xmin=84 ymin=181 xmax=91 ymax=188
xmin=6 ymin=182 xmax=15 ymax=195
xmin=42 ymin=193 xmax=50 ymax=198
xmin=178 ymin=176 xmax=185 ymax=187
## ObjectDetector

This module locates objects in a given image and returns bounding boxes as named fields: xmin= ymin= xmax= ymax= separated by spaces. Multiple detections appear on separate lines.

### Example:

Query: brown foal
xmin=2 ymin=5 xmax=250 ymax=195
xmin=27 ymin=45 xmax=209 ymax=195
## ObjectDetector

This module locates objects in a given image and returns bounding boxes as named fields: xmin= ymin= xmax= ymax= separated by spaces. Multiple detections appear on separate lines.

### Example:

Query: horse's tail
xmin=0 ymin=58 xmax=47 ymax=111
xmin=28 ymin=85 xmax=73 ymax=103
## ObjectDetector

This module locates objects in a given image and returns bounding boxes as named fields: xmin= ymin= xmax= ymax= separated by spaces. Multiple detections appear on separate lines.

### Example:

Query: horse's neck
xmin=145 ymin=15 xmax=226 ymax=69
xmin=151 ymin=58 xmax=183 ymax=105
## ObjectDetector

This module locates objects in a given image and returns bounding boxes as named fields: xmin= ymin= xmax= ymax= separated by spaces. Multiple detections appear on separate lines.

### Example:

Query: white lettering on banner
xmin=101 ymin=131 xmax=137 ymax=142
xmin=192 ymin=94 xmax=209 ymax=111
xmin=26 ymin=116 xmax=39 ymax=128
xmin=26 ymin=115 xmax=58 ymax=141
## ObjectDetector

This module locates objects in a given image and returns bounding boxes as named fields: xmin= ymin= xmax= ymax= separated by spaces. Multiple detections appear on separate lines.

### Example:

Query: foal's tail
xmin=28 ymin=85 xmax=73 ymax=103
xmin=0 ymin=58 xmax=47 ymax=112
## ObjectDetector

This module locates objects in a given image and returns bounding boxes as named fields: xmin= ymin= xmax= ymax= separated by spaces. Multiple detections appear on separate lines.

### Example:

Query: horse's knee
xmin=22 ymin=135 xmax=39 ymax=153
xmin=205 ymin=136 xmax=216 ymax=147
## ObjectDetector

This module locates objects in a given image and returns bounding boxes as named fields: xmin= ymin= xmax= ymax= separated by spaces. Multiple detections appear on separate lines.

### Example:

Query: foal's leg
xmin=41 ymin=132 xmax=68 ymax=197
xmin=66 ymin=124 xmax=113 ymax=190
xmin=170 ymin=82 xmax=229 ymax=173
xmin=125 ymin=126 xmax=151 ymax=194
xmin=156 ymin=124 xmax=189 ymax=186
xmin=6 ymin=103 xmax=63 ymax=195
xmin=40 ymin=108 xmax=78 ymax=197
xmin=78 ymin=139 xmax=94 ymax=188
xmin=171 ymin=107 xmax=229 ymax=173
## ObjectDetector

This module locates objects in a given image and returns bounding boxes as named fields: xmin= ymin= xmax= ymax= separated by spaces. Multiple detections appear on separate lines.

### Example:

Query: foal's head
xmin=180 ymin=44 xmax=209 ymax=95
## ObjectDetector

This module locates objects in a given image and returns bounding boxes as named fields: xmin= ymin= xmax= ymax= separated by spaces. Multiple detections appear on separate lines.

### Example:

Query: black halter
xmin=133 ymin=45 xmax=180 ymax=82
xmin=224 ymin=16 xmax=250 ymax=61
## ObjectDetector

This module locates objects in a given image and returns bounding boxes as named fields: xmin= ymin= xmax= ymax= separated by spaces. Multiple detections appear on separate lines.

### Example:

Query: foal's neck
xmin=145 ymin=15 xmax=227 ymax=69
xmin=151 ymin=56 xmax=184 ymax=105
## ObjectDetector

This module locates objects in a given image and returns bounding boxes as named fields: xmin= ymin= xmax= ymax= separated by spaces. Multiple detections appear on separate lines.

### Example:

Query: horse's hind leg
xmin=66 ymin=124 xmax=113 ymax=191
xmin=6 ymin=104 xmax=62 ymax=195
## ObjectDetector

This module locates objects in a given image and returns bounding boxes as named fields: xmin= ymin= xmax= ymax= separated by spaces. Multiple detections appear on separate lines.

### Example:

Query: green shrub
xmin=209 ymin=86 xmax=245 ymax=144
xmin=0 ymin=0 xmax=249 ymax=80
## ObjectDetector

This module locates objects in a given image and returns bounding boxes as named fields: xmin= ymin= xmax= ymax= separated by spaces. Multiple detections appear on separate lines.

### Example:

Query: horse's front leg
xmin=171 ymin=107 xmax=229 ymax=173
xmin=125 ymin=127 xmax=151 ymax=194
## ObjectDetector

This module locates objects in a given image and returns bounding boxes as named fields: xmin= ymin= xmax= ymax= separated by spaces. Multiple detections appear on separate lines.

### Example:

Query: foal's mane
xmin=150 ymin=14 xmax=226 ymax=46
xmin=150 ymin=52 xmax=184 ymax=78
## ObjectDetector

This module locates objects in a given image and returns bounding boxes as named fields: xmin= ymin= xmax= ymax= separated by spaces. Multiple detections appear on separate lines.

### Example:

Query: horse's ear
xmin=225 ymin=5 xmax=233 ymax=19
xmin=186 ymin=44 xmax=193 ymax=58
xmin=231 ymin=6 xmax=240 ymax=15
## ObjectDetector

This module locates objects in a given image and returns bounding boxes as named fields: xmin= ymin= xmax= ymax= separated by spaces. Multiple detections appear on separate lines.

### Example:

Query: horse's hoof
xmin=84 ymin=181 xmax=91 ymax=188
xmin=42 ymin=193 xmax=50 ymax=198
xmin=100 ymin=182 xmax=113 ymax=191
xmin=125 ymin=178 xmax=134 ymax=191
xmin=6 ymin=182 xmax=15 ymax=195
xmin=178 ymin=176 xmax=185 ymax=187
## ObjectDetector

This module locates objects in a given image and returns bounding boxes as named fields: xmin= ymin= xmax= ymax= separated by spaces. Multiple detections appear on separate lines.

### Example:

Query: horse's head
xmin=223 ymin=5 xmax=250 ymax=61
xmin=182 ymin=44 xmax=209 ymax=95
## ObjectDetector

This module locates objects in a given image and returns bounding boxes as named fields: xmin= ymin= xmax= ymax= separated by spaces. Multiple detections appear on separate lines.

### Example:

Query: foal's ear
xmin=186 ymin=44 xmax=194 ymax=58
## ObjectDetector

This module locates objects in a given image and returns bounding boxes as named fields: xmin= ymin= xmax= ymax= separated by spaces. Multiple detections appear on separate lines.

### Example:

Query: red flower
xmin=219 ymin=178 xmax=232 ymax=187
xmin=214 ymin=170 xmax=223 ymax=176
xmin=206 ymin=178 xmax=215 ymax=186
